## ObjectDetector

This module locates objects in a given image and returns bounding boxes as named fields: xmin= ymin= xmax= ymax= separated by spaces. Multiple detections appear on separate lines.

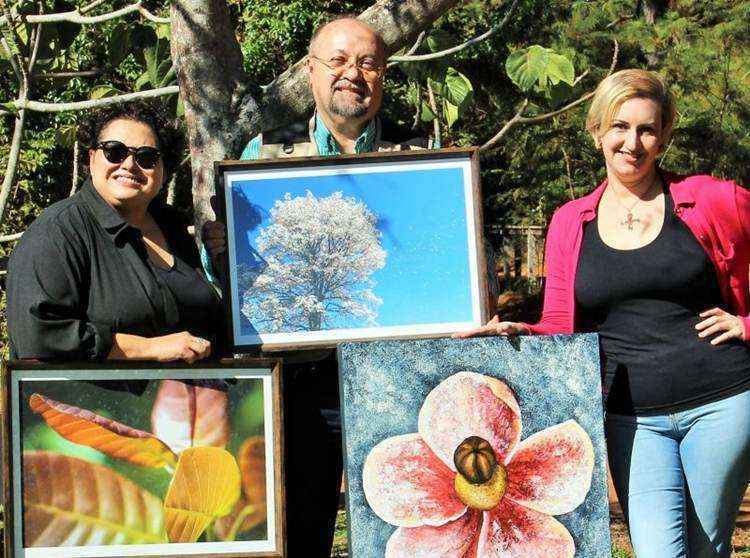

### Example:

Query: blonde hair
xmin=586 ymin=69 xmax=676 ymax=144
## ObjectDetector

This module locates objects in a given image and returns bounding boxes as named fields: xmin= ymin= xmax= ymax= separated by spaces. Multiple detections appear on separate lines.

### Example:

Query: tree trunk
xmin=170 ymin=0 xmax=461 ymax=237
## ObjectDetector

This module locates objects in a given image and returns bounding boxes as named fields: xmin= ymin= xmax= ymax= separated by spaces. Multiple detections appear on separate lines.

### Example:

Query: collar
xmin=311 ymin=112 xmax=378 ymax=155
xmin=577 ymin=168 xmax=693 ymax=219
xmin=79 ymin=179 xmax=131 ymax=241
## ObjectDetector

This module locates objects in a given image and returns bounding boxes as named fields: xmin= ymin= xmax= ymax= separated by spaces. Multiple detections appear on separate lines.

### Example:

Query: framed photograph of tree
xmin=1 ymin=359 xmax=285 ymax=558
xmin=216 ymin=148 xmax=489 ymax=351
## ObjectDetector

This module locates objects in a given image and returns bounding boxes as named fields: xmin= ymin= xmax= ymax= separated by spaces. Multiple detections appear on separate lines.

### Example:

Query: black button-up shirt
xmin=7 ymin=180 xmax=222 ymax=360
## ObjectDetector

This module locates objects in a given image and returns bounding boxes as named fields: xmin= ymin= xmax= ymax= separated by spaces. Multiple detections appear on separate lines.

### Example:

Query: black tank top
xmin=575 ymin=192 xmax=750 ymax=415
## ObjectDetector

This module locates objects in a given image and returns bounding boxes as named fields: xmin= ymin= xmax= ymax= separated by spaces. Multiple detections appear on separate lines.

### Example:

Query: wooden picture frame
xmin=215 ymin=147 xmax=490 ymax=352
xmin=1 ymin=359 xmax=285 ymax=558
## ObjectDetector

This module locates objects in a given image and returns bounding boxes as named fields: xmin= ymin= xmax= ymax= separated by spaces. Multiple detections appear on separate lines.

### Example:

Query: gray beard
xmin=329 ymin=93 xmax=369 ymax=118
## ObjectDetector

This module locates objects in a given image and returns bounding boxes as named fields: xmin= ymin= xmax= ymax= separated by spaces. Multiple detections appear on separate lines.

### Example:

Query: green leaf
xmin=108 ymin=23 xmax=130 ymax=68
xmin=426 ymin=30 xmax=454 ymax=53
xmin=3 ymin=101 xmax=19 ymax=116
xmin=176 ymin=97 xmax=185 ymax=118
xmin=420 ymin=102 xmax=436 ymax=122
xmin=135 ymin=72 xmax=151 ymax=91
xmin=55 ymin=125 xmax=77 ymax=148
xmin=505 ymin=45 xmax=575 ymax=94
xmin=426 ymin=76 xmax=445 ymax=97
xmin=444 ymin=68 xmax=474 ymax=109
xmin=443 ymin=99 xmax=460 ymax=128
xmin=89 ymin=85 xmax=120 ymax=100
xmin=130 ymin=24 xmax=158 ymax=66
xmin=155 ymin=23 xmax=171 ymax=40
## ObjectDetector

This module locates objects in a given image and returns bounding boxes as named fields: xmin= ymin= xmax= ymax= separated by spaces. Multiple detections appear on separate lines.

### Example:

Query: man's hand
xmin=695 ymin=307 xmax=746 ymax=345
xmin=203 ymin=220 xmax=227 ymax=259
xmin=452 ymin=315 xmax=531 ymax=339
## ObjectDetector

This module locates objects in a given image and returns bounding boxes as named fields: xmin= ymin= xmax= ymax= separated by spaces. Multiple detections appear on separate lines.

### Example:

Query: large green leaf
xmin=444 ymin=68 xmax=474 ymax=109
xmin=505 ymin=45 xmax=575 ymax=94
xmin=443 ymin=99 xmax=460 ymax=128
xmin=108 ymin=23 xmax=130 ymax=68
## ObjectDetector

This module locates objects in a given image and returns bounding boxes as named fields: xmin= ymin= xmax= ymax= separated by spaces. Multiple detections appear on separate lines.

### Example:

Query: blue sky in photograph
xmin=232 ymin=166 xmax=473 ymax=329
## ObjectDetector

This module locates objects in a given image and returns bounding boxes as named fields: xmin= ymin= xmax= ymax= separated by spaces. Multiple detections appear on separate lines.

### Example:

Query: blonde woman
xmin=460 ymin=69 xmax=750 ymax=557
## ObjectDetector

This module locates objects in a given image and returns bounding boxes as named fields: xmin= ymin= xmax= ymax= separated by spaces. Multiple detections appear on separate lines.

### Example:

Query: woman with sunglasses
xmin=7 ymin=103 xmax=221 ymax=363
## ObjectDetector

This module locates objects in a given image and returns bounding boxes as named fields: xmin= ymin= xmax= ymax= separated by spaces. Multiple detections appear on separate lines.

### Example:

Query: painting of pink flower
xmin=362 ymin=371 xmax=595 ymax=558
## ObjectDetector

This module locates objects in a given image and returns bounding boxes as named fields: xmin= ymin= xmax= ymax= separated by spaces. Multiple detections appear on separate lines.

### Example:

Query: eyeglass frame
xmin=308 ymin=54 xmax=386 ymax=80
xmin=94 ymin=140 xmax=163 ymax=170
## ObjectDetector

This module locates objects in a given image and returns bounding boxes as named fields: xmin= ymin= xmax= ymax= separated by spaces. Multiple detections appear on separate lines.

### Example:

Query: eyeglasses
xmin=309 ymin=54 xmax=384 ymax=80
xmin=96 ymin=140 xmax=162 ymax=170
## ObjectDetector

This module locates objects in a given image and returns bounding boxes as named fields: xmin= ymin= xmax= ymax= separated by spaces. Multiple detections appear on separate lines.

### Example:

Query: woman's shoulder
xmin=17 ymin=194 xmax=90 ymax=247
xmin=667 ymin=172 xmax=739 ymax=200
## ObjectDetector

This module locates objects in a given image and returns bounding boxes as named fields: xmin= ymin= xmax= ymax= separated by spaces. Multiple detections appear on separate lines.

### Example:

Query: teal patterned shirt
xmin=240 ymin=113 xmax=377 ymax=160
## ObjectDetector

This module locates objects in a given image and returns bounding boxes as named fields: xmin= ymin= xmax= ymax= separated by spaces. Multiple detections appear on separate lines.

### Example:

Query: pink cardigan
xmin=524 ymin=172 xmax=750 ymax=341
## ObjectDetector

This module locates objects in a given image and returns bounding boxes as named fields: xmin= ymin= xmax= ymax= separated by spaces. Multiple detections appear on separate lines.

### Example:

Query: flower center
xmin=453 ymin=436 xmax=507 ymax=510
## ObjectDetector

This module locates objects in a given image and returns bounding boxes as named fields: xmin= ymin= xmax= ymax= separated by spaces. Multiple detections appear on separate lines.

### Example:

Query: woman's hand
xmin=695 ymin=307 xmax=746 ymax=345
xmin=110 ymin=331 xmax=212 ymax=363
xmin=202 ymin=220 xmax=227 ymax=259
xmin=452 ymin=315 xmax=531 ymax=339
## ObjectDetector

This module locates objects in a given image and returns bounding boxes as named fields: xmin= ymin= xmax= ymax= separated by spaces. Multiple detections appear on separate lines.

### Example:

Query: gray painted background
xmin=339 ymin=334 xmax=610 ymax=558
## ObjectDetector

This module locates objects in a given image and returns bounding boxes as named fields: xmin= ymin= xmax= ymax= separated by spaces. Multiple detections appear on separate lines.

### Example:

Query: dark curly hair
xmin=77 ymin=101 xmax=183 ymax=186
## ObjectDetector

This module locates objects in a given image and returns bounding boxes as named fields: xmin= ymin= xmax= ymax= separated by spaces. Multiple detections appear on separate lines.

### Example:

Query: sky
xmin=231 ymin=165 xmax=475 ymax=330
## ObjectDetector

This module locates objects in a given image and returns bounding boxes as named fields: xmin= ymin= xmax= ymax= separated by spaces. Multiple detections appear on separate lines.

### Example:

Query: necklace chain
xmin=610 ymin=177 xmax=660 ymax=231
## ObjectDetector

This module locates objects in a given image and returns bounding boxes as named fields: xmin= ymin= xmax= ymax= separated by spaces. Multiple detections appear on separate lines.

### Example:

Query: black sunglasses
xmin=96 ymin=140 xmax=162 ymax=170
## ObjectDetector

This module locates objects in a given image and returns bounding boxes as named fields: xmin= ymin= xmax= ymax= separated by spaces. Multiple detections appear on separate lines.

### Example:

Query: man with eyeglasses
xmin=203 ymin=16 xmax=428 ymax=558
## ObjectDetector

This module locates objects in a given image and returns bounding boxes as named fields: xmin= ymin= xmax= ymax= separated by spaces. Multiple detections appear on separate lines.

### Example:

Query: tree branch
xmin=388 ymin=30 xmax=425 ymax=67
xmin=0 ymin=232 xmax=23 ymax=242
xmin=37 ymin=68 xmax=103 ymax=79
xmin=0 ymin=2 xmax=169 ymax=25
xmin=426 ymin=80 xmax=441 ymax=147
xmin=480 ymin=99 xmax=528 ymax=152
xmin=0 ymin=108 xmax=27 ymax=225
xmin=8 ymin=85 xmax=179 ymax=112
xmin=389 ymin=0 xmax=518 ymax=63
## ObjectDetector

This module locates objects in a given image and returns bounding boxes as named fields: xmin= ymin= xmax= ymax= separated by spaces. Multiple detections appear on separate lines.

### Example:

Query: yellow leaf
xmin=164 ymin=447 xmax=241 ymax=542
xmin=23 ymin=451 xmax=167 ymax=546
xmin=29 ymin=393 xmax=177 ymax=469
xmin=214 ymin=436 xmax=267 ymax=538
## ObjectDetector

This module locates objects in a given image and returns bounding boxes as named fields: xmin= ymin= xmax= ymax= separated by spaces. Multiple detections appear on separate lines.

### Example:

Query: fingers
xmin=452 ymin=316 xmax=499 ymax=339
xmin=453 ymin=318 xmax=528 ymax=339
xmin=187 ymin=336 xmax=212 ymax=360
xmin=710 ymin=329 xmax=743 ymax=346
xmin=698 ymin=307 xmax=723 ymax=318
xmin=695 ymin=309 xmax=743 ymax=345
xmin=203 ymin=222 xmax=227 ymax=257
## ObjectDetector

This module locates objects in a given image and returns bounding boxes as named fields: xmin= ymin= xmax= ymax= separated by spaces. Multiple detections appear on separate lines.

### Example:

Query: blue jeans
xmin=606 ymin=389 xmax=750 ymax=558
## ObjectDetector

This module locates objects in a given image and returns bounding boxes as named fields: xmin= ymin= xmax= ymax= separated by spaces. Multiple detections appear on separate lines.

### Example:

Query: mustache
xmin=332 ymin=79 xmax=367 ymax=94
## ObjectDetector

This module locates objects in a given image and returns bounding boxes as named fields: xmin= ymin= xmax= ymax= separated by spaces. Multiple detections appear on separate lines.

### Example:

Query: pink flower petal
xmin=385 ymin=509 xmax=482 ymax=558
xmin=506 ymin=420 xmax=594 ymax=515
xmin=363 ymin=433 xmax=466 ymax=527
xmin=476 ymin=499 xmax=575 ymax=558
xmin=418 ymin=372 xmax=521 ymax=469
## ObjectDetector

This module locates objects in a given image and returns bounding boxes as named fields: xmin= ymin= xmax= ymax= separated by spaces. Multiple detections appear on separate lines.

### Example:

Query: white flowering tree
xmin=240 ymin=191 xmax=386 ymax=332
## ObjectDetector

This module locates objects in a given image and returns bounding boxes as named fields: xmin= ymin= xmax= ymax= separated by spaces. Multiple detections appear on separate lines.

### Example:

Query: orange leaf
xmin=214 ymin=436 xmax=267 ymax=538
xmin=164 ymin=446 xmax=241 ymax=542
xmin=151 ymin=380 xmax=230 ymax=454
xmin=29 ymin=393 xmax=177 ymax=469
xmin=23 ymin=450 xmax=167 ymax=546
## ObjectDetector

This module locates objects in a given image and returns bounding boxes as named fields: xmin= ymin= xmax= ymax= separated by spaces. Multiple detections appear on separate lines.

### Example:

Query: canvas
xmin=1 ymin=361 xmax=285 ymax=558
xmin=217 ymin=149 xmax=488 ymax=350
xmin=338 ymin=334 xmax=610 ymax=558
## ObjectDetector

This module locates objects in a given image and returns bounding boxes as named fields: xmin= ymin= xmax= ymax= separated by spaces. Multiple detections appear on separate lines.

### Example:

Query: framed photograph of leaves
xmin=1 ymin=360 xmax=285 ymax=558
xmin=216 ymin=147 xmax=490 ymax=352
